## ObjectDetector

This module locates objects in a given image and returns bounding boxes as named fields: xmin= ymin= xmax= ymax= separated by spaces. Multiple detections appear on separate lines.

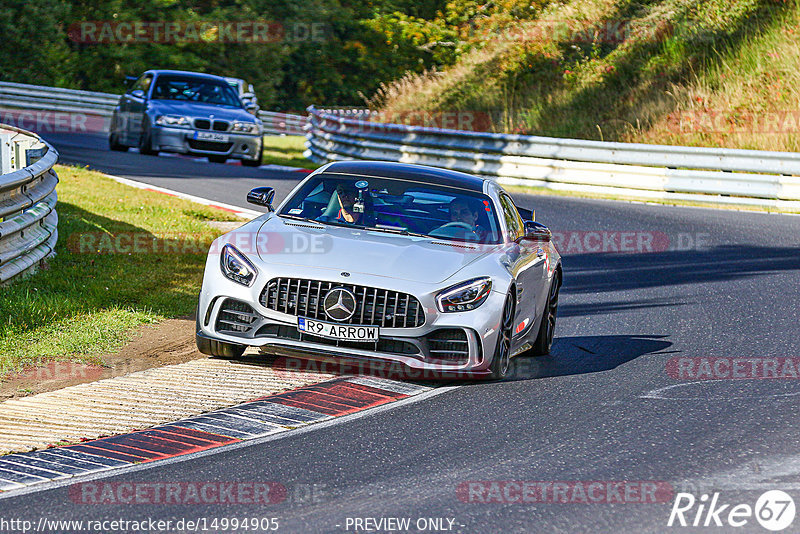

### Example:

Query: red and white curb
xmin=0 ymin=377 xmax=431 ymax=493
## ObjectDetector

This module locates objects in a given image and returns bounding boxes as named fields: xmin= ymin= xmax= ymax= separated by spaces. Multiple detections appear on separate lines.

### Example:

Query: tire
xmin=138 ymin=121 xmax=157 ymax=155
xmin=109 ymin=131 xmax=128 ymax=152
xmin=531 ymin=271 xmax=561 ymax=356
xmin=489 ymin=290 xmax=515 ymax=380
xmin=208 ymin=155 xmax=228 ymax=164
xmin=241 ymin=143 xmax=263 ymax=167
xmin=196 ymin=333 xmax=246 ymax=359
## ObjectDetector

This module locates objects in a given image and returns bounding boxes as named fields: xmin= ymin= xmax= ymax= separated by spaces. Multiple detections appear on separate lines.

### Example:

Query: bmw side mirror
xmin=247 ymin=187 xmax=275 ymax=210
xmin=522 ymin=221 xmax=551 ymax=242
xmin=130 ymin=89 xmax=145 ymax=99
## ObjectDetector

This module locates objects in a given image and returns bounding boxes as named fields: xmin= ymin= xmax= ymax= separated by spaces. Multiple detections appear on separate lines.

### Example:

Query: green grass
xmin=372 ymin=0 xmax=800 ymax=152
xmin=261 ymin=135 xmax=315 ymax=168
xmin=0 ymin=165 xmax=241 ymax=377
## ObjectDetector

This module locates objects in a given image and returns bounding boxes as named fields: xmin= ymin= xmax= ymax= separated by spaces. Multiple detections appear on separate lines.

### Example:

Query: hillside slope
xmin=371 ymin=0 xmax=800 ymax=152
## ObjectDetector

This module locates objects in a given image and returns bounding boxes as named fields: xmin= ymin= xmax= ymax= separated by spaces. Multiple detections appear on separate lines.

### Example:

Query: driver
xmin=322 ymin=184 xmax=373 ymax=225
xmin=448 ymin=198 xmax=487 ymax=240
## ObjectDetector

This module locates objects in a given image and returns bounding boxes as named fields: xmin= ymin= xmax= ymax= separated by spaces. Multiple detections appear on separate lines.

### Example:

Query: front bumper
xmin=151 ymin=125 xmax=261 ymax=159
xmin=196 ymin=260 xmax=507 ymax=379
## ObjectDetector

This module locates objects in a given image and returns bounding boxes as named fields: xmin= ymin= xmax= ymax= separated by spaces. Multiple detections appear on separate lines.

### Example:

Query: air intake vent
xmin=426 ymin=328 xmax=469 ymax=364
xmin=215 ymin=299 xmax=258 ymax=334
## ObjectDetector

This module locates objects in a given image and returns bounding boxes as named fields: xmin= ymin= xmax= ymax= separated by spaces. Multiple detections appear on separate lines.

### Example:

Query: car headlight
xmin=436 ymin=277 xmax=492 ymax=313
xmin=155 ymin=115 xmax=191 ymax=128
xmin=220 ymin=244 xmax=258 ymax=286
xmin=231 ymin=121 xmax=260 ymax=133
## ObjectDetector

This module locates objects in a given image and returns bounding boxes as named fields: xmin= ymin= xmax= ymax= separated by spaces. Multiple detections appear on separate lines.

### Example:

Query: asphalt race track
xmin=3 ymin=132 xmax=800 ymax=532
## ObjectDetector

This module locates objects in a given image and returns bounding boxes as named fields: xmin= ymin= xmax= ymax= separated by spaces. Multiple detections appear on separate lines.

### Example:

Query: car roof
xmin=320 ymin=161 xmax=487 ymax=192
xmin=146 ymin=70 xmax=228 ymax=82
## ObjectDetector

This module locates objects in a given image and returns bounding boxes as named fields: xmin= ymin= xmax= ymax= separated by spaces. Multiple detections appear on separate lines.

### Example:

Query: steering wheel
xmin=438 ymin=222 xmax=475 ymax=231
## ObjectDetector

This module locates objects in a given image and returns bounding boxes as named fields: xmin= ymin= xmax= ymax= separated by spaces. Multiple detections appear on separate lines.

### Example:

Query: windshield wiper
xmin=280 ymin=214 xmax=324 ymax=226
xmin=364 ymin=225 xmax=428 ymax=238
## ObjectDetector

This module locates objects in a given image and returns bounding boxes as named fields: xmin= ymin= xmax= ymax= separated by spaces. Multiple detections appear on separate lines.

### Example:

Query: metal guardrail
xmin=305 ymin=106 xmax=800 ymax=210
xmin=0 ymin=81 xmax=306 ymax=136
xmin=0 ymin=125 xmax=59 ymax=284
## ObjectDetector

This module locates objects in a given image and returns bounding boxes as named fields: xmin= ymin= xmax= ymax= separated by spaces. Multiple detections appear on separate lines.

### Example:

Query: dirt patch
xmin=0 ymin=317 xmax=203 ymax=401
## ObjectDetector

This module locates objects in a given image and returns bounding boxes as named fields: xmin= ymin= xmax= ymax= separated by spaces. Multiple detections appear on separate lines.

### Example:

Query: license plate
xmin=193 ymin=131 xmax=229 ymax=142
xmin=298 ymin=317 xmax=378 ymax=342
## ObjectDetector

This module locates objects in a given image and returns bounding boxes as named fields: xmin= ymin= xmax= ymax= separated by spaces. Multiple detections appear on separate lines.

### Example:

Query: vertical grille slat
xmin=259 ymin=277 xmax=424 ymax=328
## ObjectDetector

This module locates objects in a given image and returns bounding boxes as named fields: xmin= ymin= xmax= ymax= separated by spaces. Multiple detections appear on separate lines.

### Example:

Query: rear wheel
xmin=532 ymin=271 xmax=560 ymax=355
xmin=109 ymin=131 xmax=128 ymax=151
xmin=489 ymin=291 xmax=515 ymax=380
xmin=208 ymin=155 xmax=227 ymax=163
xmin=196 ymin=334 xmax=246 ymax=359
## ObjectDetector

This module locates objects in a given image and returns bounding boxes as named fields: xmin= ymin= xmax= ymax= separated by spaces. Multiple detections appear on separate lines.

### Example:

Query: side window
xmin=130 ymin=75 xmax=152 ymax=96
xmin=499 ymin=193 xmax=524 ymax=241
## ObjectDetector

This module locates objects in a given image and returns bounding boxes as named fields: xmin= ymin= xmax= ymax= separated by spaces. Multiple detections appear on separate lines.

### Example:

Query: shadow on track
xmin=507 ymin=334 xmax=673 ymax=382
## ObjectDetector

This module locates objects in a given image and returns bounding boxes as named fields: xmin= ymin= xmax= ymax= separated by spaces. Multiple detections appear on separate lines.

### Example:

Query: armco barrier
xmin=0 ymin=81 xmax=306 ymax=136
xmin=305 ymin=106 xmax=800 ymax=210
xmin=0 ymin=125 xmax=59 ymax=284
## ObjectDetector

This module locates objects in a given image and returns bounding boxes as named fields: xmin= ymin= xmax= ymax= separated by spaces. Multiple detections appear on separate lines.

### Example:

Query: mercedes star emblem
xmin=323 ymin=287 xmax=357 ymax=321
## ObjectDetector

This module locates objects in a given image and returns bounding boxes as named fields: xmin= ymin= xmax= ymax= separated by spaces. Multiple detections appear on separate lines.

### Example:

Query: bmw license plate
xmin=194 ymin=131 xmax=229 ymax=142
xmin=298 ymin=317 xmax=378 ymax=342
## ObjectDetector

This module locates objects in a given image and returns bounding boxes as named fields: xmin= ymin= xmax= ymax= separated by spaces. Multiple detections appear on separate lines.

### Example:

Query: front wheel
xmin=138 ymin=121 xmax=157 ymax=155
xmin=489 ymin=291 xmax=515 ymax=380
xmin=241 ymin=144 xmax=263 ymax=167
xmin=531 ymin=271 xmax=560 ymax=355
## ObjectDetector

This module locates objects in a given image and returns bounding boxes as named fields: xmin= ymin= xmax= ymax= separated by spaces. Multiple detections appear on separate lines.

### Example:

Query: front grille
xmin=188 ymin=139 xmax=233 ymax=152
xmin=256 ymin=324 xmax=418 ymax=355
xmin=426 ymin=328 xmax=469 ymax=364
xmin=212 ymin=120 xmax=229 ymax=131
xmin=194 ymin=119 xmax=211 ymax=130
xmin=215 ymin=299 xmax=258 ymax=334
xmin=260 ymin=278 xmax=425 ymax=328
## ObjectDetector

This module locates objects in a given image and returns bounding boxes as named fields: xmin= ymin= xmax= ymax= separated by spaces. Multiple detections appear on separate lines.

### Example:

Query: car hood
xmin=148 ymin=100 xmax=254 ymax=122
xmin=241 ymin=216 xmax=498 ymax=284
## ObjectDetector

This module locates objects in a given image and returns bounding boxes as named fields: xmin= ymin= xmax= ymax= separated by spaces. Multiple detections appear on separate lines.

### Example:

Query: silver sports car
xmin=196 ymin=161 xmax=562 ymax=379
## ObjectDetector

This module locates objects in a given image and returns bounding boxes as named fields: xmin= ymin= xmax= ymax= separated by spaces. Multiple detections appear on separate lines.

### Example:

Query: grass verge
xmin=0 ymin=165 xmax=241 ymax=377
xmin=261 ymin=135 xmax=315 ymax=168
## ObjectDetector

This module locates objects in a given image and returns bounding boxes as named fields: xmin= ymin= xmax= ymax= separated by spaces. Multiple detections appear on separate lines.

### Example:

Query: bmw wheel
xmin=138 ymin=121 xmax=157 ymax=155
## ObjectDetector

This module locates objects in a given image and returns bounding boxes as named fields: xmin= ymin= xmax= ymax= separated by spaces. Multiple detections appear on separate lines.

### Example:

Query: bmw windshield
xmin=279 ymin=174 xmax=502 ymax=244
xmin=151 ymin=75 xmax=242 ymax=107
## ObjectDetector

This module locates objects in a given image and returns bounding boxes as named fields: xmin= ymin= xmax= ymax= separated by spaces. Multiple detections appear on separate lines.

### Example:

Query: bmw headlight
xmin=232 ymin=121 xmax=260 ymax=134
xmin=155 ymin=115 xmax=191 ymax=128
xmin=220 ymin=244 xmax=258 ymax=286
xmin=436 ymin=277 xmax=492 ymax=313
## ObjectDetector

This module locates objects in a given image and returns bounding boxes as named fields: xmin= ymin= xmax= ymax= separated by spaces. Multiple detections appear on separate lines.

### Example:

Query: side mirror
xmin=130 ymin=89 xmax=145 ymax=99
xmin=521 ymin=220 xmax=551 ymax=242
xmin=247 ymin=187 xmax=275 ymax=210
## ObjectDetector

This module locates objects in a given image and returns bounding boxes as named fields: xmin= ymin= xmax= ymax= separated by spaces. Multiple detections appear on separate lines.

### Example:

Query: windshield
xmin=151 ymin=75 xmax=242 ymax=107
xmin=279 ymin=173 xmax=502 ymax=244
